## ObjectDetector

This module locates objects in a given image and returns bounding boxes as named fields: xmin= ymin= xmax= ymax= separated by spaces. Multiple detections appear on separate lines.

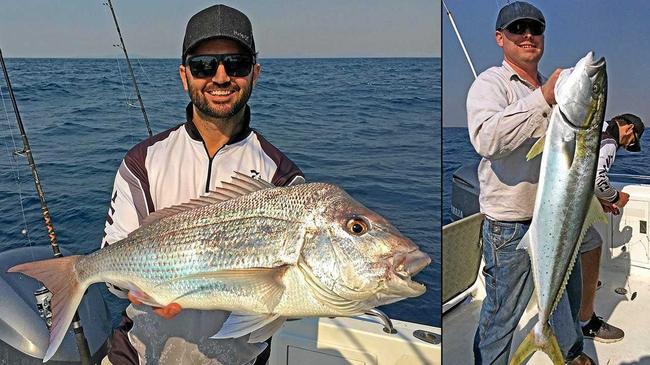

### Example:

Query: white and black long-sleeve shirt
xmin=101 ymin=103 xmax=304 ymax=365
xmin=594 ymin=131 xmax=621 ymax=203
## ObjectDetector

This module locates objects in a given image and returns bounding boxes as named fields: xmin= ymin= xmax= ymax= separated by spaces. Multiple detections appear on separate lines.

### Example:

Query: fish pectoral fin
xmin=162 ymin=267 xmax=287 ymax=311
xmin=248 ymin=316 xmax=287 ymax=343
xmin=509 ymin=324 xmax=564 ymax=365
xmin=526 ymin=135 xmax=546 ymax=161
xmin=168 ymin=284 xmax=215 ymax=303
xmin=210 ymin=313 xmax=280 ymax=340
xmin=516 ymin=231 xmax=530 ymax=250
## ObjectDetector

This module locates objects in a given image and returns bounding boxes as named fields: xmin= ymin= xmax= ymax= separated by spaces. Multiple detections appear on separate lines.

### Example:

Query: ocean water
xmin=443 ymin=126 xmax=650 ymax=224
xmin=0 ymin=58 xmax=440 ymax=328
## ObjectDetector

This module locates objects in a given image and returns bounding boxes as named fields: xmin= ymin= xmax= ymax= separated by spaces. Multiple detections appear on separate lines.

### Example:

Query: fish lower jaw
xmin=406 ymin=280 xmax=426 ymax=296
xmin=395 ymin=271 xmax=426 ymax=296
xmin=380 ymin=278 xmax=426 ymax=300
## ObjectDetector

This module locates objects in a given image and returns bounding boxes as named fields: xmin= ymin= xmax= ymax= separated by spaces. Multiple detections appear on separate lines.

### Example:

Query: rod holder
xmin=364 ymin=308 xmax=397 ymax=334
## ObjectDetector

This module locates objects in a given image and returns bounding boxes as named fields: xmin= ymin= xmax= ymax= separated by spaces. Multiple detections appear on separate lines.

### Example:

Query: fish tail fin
xmin=8 ymin=256 xmax=85 ymax=362
xmin=509 ymin=324 xmax=564 ymax=365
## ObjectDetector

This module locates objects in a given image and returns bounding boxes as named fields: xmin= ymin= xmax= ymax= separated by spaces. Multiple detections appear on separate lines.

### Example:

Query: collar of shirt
xmin=501 ymin=60 xmax=547 ymax=89
xmin=184 ymin=103 xmax=253 ymax=145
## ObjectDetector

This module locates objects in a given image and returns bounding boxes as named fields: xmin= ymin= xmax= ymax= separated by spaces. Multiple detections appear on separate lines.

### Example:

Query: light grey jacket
xmin=466 ymin=61 xmax=552 ymax=221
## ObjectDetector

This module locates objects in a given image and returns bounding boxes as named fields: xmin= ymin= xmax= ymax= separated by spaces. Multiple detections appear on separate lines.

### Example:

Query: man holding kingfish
xmin=100 ymin=4 xmax=303 ymax=365
xmin=466 ymin=2 xmax=592 ymax=364
xmin=578 ymin=114 xmax=645 ymax=343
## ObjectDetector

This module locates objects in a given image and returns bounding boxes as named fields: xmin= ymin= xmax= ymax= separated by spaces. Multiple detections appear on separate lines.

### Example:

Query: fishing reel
xmin=34 ymin=286 xmax=53 ymax=330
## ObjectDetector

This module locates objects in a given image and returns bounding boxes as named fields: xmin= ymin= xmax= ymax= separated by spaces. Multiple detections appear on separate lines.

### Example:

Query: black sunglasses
xmin=186 ymin=54 xmax=255 ymax=78
xmin=505 ymin=20 xmax=545 ymax=36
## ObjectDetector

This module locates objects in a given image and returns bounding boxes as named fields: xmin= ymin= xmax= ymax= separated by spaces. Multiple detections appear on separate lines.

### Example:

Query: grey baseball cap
xmin=495 ymin=1 xmax=545 ymax=31
xmin=182 ymin=4 xmax=256 ymax=63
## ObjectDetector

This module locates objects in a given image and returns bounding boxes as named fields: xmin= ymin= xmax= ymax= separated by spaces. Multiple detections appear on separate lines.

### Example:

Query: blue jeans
xmin=473 ymin=219 xmax=583 ymax=365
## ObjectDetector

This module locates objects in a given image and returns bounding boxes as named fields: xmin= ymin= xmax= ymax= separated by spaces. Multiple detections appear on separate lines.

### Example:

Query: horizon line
xmin=2 ymin=55 xmax=441 ymax=60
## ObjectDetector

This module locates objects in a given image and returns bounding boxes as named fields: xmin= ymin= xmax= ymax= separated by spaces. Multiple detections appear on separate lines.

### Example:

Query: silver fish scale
xmin=76 ymin=183 xmax=344 ymax=296
xmin=527 ymin=55 xmax=607 ymax=325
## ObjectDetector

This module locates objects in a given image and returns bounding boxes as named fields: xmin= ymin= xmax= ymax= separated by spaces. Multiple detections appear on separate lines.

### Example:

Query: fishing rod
xmin=104 ymin=0 xmax=152 ymax=137
xmin=0 ymin=49 xmax=93 ymax=365
xmin=443 ymin=0 xmax=478 ymax=79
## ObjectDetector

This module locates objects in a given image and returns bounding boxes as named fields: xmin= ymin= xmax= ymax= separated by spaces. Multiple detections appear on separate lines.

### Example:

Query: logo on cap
xmin=233 ymin=30 xmax=250 ymax=42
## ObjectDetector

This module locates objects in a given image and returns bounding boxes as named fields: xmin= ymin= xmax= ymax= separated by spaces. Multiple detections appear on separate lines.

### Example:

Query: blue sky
xmin=443 ymin=1 xmax=650 ymax=127
xmin=0 ymin=0 xmax=440 ymax=58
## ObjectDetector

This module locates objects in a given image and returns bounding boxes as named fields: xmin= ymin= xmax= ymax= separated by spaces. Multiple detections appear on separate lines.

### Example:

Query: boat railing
xmin=609 ymin=173 xmax=650 ymax=182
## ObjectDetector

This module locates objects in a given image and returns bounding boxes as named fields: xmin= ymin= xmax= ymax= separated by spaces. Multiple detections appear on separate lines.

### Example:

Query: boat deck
xmin=443 ymin=262 xmax=650 ymax=364
xmin=271 ymin=315 xmax=441 ymax=365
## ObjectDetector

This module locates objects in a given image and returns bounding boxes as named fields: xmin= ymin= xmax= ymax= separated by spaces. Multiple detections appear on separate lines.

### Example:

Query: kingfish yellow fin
xmin=526 ymin=135 xmax=546 ymax=161
xmin=587 ymin=195 xmax=609 ymax=225
xmin=577 ymin=196 xmax=609 ymax=243
xmin=210 ymin=313 xmax=280 ymax=340
xmin=509 ymin=324 xmax=564 ymax=365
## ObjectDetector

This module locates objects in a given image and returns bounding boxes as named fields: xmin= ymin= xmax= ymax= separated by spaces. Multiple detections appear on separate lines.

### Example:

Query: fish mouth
xmin=586 ymin=56 xmax=606 ymax=77
xmin=392 ymin=249 xmax=431 ymax=294
xmin=394 ymin=249 xmax=430 ymax=277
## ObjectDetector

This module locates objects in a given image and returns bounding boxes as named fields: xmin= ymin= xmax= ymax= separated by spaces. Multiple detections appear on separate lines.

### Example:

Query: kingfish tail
xmin=8 ymin=256 xmax=84 ymax=362
xmin=509 ymin=324 xmax=564 ymax=365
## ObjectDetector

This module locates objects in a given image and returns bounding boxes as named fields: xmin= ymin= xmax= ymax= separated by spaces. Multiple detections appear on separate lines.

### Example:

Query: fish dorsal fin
xmin=526 ymin=135 xmax=546 ymax=161
xmin=232 ymin=171 xmax=276 ymax=190
xmin=137 ymin=197 xmax=219 ymax=228
xmin=137 ymin=172 xmax=276 ymax=229
xmin=208 ymin=172 xmax=276 ymax=197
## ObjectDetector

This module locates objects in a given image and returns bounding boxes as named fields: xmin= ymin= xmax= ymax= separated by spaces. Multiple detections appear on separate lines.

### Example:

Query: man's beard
xmin=187 ymin=80 xmax=252 ymax=119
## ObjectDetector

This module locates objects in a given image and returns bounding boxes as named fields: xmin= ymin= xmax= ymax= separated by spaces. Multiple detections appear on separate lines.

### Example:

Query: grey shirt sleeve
xmin=467 ymin=70 xmax=552 ymax=160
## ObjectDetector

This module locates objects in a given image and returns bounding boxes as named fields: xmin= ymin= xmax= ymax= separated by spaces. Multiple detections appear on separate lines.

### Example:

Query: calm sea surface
xmin=0 ymin=58 xmax=440 ymax=328
xmin=443 ymin=126 xmax=650 ymax=224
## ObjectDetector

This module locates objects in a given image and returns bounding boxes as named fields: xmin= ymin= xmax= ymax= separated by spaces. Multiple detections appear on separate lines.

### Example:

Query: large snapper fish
xmin=509 ymin=52 xmax=608 ymax=365
xmin=9 ymin=173 xmax=430 ymax=362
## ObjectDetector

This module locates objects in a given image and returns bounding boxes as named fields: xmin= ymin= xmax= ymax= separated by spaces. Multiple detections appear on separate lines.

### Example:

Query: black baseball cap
xmin=496 ymin=1 xmax=545 ymax=31
xmin=182 ymin=4 xmax=256 ymax=63
xmin=616 ymin=113 xmax=644 ymax=152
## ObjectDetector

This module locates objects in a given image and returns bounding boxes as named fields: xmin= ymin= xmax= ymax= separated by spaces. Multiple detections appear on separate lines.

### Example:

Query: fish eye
xmin=346 ymin=217 xmax=369 ymax=236
xmin=592 ymin=84 xmax=600 ymax=95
